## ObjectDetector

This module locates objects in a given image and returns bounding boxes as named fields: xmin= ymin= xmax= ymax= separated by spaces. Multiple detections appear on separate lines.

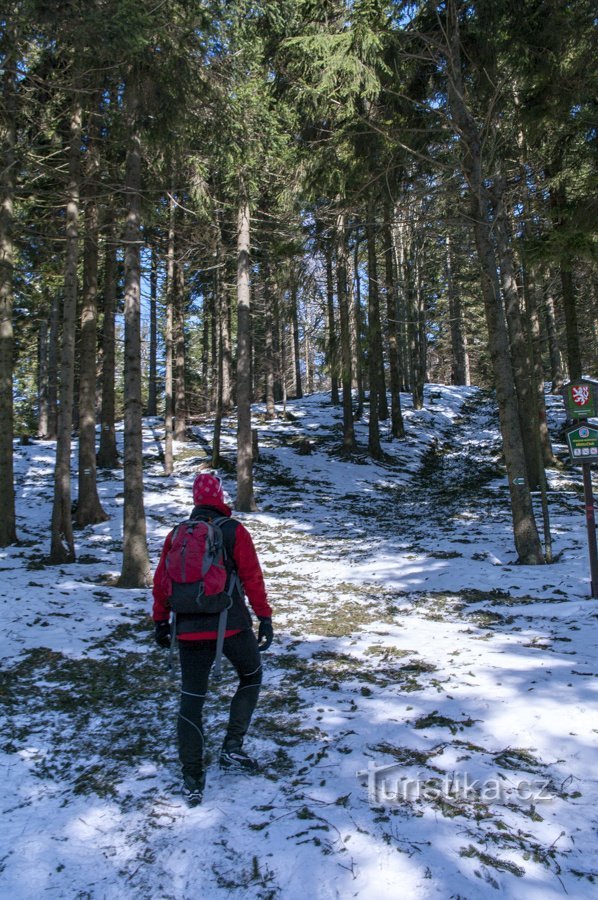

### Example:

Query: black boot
xmin=219 ymin=742 xmax=259 ymax=773
xmin=182 ymin=770 xmax=206 ymax=806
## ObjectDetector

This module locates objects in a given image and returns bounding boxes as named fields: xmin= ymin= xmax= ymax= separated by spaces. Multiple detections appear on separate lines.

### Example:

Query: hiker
xmin=152 ymin=472 xmax=273 ymax=806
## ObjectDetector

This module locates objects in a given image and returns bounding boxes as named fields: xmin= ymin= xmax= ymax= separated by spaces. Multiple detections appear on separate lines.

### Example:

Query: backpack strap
xmin=208 ymin=515 xmax=240 ymax=584
xmin=212 ymin=595 xmax=233 ymax=681
xmin=168 ymin=612 xmax=177 ymax=676
xmin=207 ymin=516 xmax=238 ymax=680
xmin=202 ymin=521 xmax=221 ymax=577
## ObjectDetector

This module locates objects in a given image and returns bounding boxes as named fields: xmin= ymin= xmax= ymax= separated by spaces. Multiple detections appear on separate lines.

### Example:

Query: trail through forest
xmin=1 ymin=385 xmax=597 ymax=899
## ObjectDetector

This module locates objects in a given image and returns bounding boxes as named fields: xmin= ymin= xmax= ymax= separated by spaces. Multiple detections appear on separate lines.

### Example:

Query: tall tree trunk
xmin=368 ymin=204 xmax=388 ymax=423
xmin=222 ymin=284 xmax=233 ymax=410
xmin=164 ymin=190 xmax=175 ymax=475
xmin=514 ymin=116 xmax=554 ymax=466
xmin=147 ymin=241 xmax=158 ymax=416
xmin=212 ymin=228 xmax=226 ymax=468
xmin=522 ymin=267 xmax=556 ymax=466
xmin=446 ymin=0 xmax=543 ymax=564
xmin=336 ymin=211 xmax=356 ymax=451
xmin=494 ymin=183 xmax=542 ymax=490
xmin=50 ymin=91 xmax=81 ymax=563
xmin=210 ymin=279 xmax=218 ymax=411
xmin=38 ymin=317 xmax=49 ymax=438
xmin=0 ymin=31 xmax=17 ymax=546
xmin=174 ymin=256 xmax=187 ymax=441
xmin=264 ymin=258 xmax=276 ymax=418
xmin=212 ymin=311 xmax=223 ymax=469
xmin=446 ymin=233 xmax=469 ymax=385
xmin=236 ymin=188 xmax=256 ymax=511
xmin=351 ymin=236 xmax=364 ymax=416
xmin=395 ymin=219 xmax=412 ymax=391
xmin=325 ymin=239 xmax=340 ymax=404
xmin=277 ymin=297 xmax=287 ymax=411
xmin=304 ymin=300 xmax=315 ymax=393
xmin=201 ymin=288 xmax=210 ymax=410
xmin=415 ymin=253 xmax=427 ymax=406
xmin=405 ymin=245 xmax=423 ymax=409
xmin=97 ymin=223 xmax=119 ymax=468
xmin=383 ymin=203 xmax=405 ymax=438
xmin=290 ymin=278 xmax=303 ymax=399
xmin=272 ymin=279 xmax=283 ymax=402
xmin=264 ymin=305 xmax=275 ymax=416
xmin=560 ymin=264 xmax=581 ymax=380
xmin=219 ymin=218 xmax=233 ymax=411
xmin=543 ymin=284 xmax=564 ymax=393
xmin=77 ymin=100 xmax=107 ymax=526
xmin=46 ymin=290 xmax=59 ymax=440
xmin=474 ymin=210 xmax=543 ymax=562
xmin=366 ymin=200 xmax=382 ymax=458
xmin=118 ymin=77 xmax=150 ymax=587
xmin=392 ymin=212 xmax=409 ymax=392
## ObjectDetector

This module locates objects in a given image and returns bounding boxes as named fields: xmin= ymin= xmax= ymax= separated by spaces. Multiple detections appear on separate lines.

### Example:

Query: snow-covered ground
xmin=1 ymin=384 xmax=597 ymax=899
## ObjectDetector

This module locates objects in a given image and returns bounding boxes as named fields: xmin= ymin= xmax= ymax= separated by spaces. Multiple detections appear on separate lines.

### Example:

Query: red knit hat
xmin=192 ymin=472 xmax=225 ymax=507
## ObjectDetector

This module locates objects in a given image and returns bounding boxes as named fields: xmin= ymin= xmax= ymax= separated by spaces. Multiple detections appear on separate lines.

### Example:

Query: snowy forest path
xmin=1 ymin=387 xmax=595 ymax=900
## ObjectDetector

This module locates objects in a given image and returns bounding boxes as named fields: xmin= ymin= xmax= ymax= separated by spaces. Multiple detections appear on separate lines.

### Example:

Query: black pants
xmin=177 ymin=629 xmax=262 ymax=778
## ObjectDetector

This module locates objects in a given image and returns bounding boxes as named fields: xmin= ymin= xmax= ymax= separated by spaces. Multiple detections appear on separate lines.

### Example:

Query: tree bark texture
xmin=350 ymin=238 xmax=364 ymax=414
xmin=201 ymin=287 xmax=210 ymax=409
xmin=118 ymin=79 xmax=150 ymax=587
xmin=395 ymin=218 xmax=412 ymax=391
xmin=383 ymin=206 xmax=405 ymax=438
xmin=209 ymin=277 xmax=218 ymax=411
xmin=77 ymin=108 xmax=107 ymax=526
xmin=446 ymin=0 xmax=543 ymax=564
xmin=38 ymin=317 xmax=49 ymax=439
xmin=277 ymin=297 xmax=287 ymax=409
xmin=50 ymin=92 xmax=81 ymax=563
xmin=366 ymin=200 xmax=382 ymax=458
xmin=97 ymin=225 xmax=119 ymax=468
xmin=414 ymin=255 xmax=427 ymax=409
xmin=446 ymin=234 xmax=469 ymax=385
xmin=560 ymin=265 xmax=582 ymax=380
xmin=405 ymin=241 xmax=424 ymax=410
xmin=218 ymin=217 xmax=233 ymax=412
xmin=164 ymin=190 xmax=175 ymax=476
xmin=263 ymin=258 xmax=276 ymax=418
xmin=212 ymin=232 xmax=226 ymax=468
xmin=147 ymin=242 xmax=158 ymax=416
xmin=325 ymin=240 xmax=339 ymax=404
xmin=494 ymin=186 xmax=542 ymax=490
xmin=336 ymin=212 xmax=356 ymax=451
xmin=522 ymin=267 xmax=556 ymax=466
xmin=174 ymin=256 xmax=187 ymax=441
xmin=290 ymin=279 xmax=303 ymax=400
xmin=543 ymin=285 xmax=564 ymax=394
xmin=0 ymin=34 xmax=17 ymax=546
xmin=235 ymin=190 xmax=256 ymax=511
xmin=46 ymin=290 xmax=59 ymax=440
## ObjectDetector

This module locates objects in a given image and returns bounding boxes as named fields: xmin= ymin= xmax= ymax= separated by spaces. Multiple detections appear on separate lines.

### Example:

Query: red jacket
xmin=152 ymin=500 xmax=271 ymax=640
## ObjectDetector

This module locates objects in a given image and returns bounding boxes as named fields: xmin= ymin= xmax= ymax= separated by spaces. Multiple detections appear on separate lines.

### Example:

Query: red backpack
xmin=161 ymin=517 xmax=234 ymax=615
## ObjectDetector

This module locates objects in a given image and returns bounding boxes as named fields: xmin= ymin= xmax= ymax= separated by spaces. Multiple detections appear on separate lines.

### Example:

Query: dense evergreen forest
xmin=0 ymin=0 xmax=596 ymax=580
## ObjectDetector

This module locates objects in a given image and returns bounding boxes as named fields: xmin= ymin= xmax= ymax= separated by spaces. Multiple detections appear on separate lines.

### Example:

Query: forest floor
xmin=1 ymin=384 xmax=597 ymax=899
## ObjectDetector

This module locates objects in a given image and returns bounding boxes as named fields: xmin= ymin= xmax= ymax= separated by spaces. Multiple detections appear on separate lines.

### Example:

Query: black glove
xmin=257 ymin=616 xmax=273 ymax=652
xmin=154 ymin=620 xmax=171 ymax=649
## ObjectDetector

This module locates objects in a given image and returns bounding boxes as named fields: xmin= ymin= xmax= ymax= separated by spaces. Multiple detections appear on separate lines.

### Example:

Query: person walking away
xmin=152 ymin=473 xmax=273 ymax=806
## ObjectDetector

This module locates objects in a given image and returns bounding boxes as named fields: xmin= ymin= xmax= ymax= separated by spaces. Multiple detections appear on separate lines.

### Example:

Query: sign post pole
xmin=562 ymin=380 xmax=598 ymax=599
xmin=581 ymin=464 xmax=598 ymax=598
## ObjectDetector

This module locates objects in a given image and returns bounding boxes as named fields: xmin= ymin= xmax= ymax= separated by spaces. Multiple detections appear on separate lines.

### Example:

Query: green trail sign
xmin=561 ymin=385 xmax=598 ymax=598
xmin=566 ymin=424 xmax=598 ymax=464
xmin=562 ymin=380 xmax=598 ymax=420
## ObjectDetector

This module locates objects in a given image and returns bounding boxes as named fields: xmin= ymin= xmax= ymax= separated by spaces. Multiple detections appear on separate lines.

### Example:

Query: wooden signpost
xmin=563 ymin=380 xmax=598 ymax=598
